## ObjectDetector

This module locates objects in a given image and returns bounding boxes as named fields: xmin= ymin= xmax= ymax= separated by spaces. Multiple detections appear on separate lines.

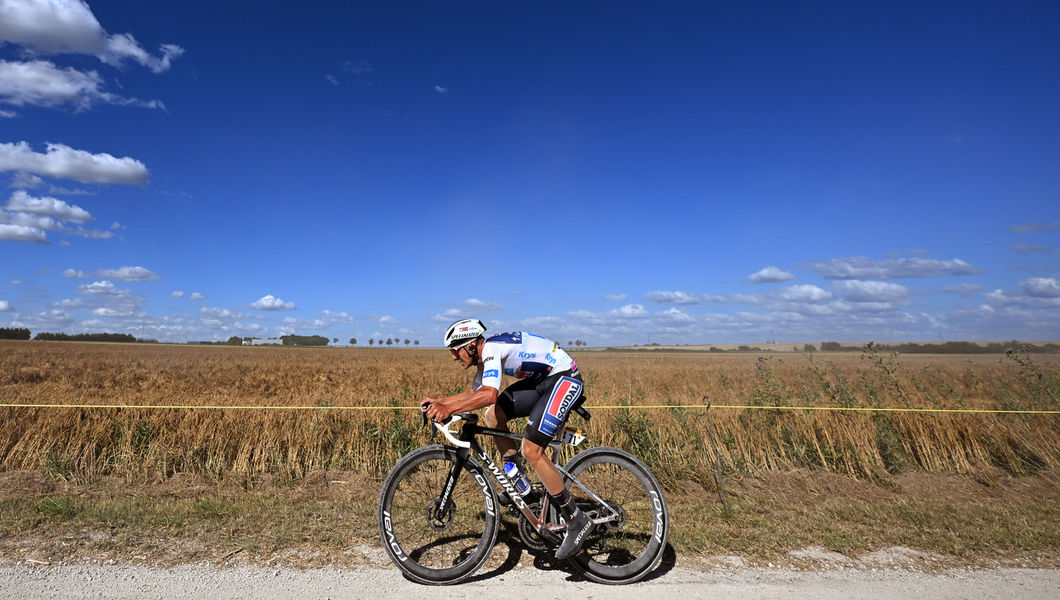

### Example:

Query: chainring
xmin=517 ymin=500 xmax=561 ymax=552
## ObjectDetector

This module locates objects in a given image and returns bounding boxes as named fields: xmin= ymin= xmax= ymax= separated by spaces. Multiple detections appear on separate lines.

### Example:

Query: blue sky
xmin=1 ymin=1 xmax=1058 ymax=346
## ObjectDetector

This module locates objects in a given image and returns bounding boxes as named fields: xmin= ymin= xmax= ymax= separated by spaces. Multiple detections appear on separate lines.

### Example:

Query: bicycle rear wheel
xmin=562 ymin=446 xmax=669 ymax=584
xmin=378 ymin=445 xmax=499 ymax=584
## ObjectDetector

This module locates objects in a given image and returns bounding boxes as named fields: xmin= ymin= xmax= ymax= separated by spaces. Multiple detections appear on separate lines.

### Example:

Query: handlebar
xmin=421 ymin=412 xmax=473 ymax=448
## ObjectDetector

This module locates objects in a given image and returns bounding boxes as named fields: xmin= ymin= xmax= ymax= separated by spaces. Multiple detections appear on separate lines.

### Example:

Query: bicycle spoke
xmin=563 ymin=448 xmax=668 ymax=584
xmin=380 ymin=448 xmax=497 ymax=577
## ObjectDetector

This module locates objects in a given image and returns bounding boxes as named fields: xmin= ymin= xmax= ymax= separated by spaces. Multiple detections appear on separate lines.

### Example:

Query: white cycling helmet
xmin=444 ymin=318 xmax=486 ymax=349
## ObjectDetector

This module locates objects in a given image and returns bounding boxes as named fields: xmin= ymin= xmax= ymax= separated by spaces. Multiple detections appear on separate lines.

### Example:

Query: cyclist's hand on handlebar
xmin=420 ymin=399 xmax=452 ymax=423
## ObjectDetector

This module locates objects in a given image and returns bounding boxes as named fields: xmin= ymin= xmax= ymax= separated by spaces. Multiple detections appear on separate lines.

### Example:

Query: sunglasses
xmin=448 ymin=340 xmax=473 ymax=357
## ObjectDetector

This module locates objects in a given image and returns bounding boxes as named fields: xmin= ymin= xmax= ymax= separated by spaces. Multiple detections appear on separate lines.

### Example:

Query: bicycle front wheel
xmin=378 ymin=445 xmax=499 ymax=585
xmin=563 ymin=446 xmax=669 ymax=584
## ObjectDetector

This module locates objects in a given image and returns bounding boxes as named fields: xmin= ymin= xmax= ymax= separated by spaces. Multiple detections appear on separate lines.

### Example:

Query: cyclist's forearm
xmin=441 ymin=387 xmax=497 ymax=414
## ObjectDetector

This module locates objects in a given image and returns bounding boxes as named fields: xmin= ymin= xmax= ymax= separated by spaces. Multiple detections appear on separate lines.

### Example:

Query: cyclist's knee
xmin=485 ymin=404 xmax=507 ymax=428
xmin=521 ymin=440 xmax=546 ymax=464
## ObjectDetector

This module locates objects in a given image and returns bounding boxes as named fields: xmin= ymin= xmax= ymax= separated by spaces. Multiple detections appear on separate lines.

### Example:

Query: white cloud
xmin=326 ymin=60 xmax=372 ymax=87
xmin=654 ymin=307 xmax=695 ymax=327
xmin=62 ymin=268 xmax=87 ymax=278
xmin=171 ymin=290 xmax=184 ymax=298
xmin=201 ymin=306 xmax=249 ymax=320
xmin=343 ymin=60 xmax=371 ymax=75
xmin=0 ymin=60 xmax=164 ymax=111
xmin=0 ymin=187 xmax=108 ymax=243
xmin=985 ymin=289 xmax=1060 ymax=308
xmin=434 ymin=85 xmax=449 ymax=94
xmin=317 ymin=310 xmax=354 ymax=325
xmin=832 ymin=280 xmax=909 ymax=303
xmin=806 ymin=256 xmax=983 ymax=280
xmin=0 ymin=209 xmax=58 ymax=231
xmin=101 ymin=34 xmax=184 ymax=73
xmin=251 ymin=294 xmax=296 ymax=311
xmin=645 ymin=290 xmax=702 ymax=305
xmin=0 ymin=300 xmax=11 ymax=311
xmin=0 ymin=0 xmax=183 ymax=72
xmin=1010 ymin=243 xmax=1053 ymax=255
xmin=0 ymin=223 xmax=46 ymax=242
xmin=379 ymin=315 xmax=398 ymax=325
xmin=749 ymin=266 xmax=795 ymax=284
xmin=91 ymin=306 xmax=134 ymax=318
xmin=99 ymin=266 xmax=161 ymax=281
xmin=189 ymin=292 xmax=205 ymax=301
xmin=8 ymin=308 xmax=75 ymax=331
xmin=1020 ymin=277 xmax=1060 ymax=298
xmin=431 ymin=308 xmax=467 ymax=322
xmin=78 ymin=280 xmax=127 ymax=295
xmin=1009 ymin=221 xmax=1060 ymax=233
xmin=0 ymin=0 xmax=107 ymax=54
xmin=776 ymin=285 xmax=833 ymax=303
xmin=603 ymin=293 xmax=627 ymax=301
xmin=0 ymin=142 xmax=149 ymax=185
xmin=7 ymin=189 xmax=91 ymax=222
xmin=8 ymin=172 xmax=43 ymax=188
xmin=465 ymin=298 xmax=504 ymax=310
xmin=612 ymin=304 xmax=649 ymax=318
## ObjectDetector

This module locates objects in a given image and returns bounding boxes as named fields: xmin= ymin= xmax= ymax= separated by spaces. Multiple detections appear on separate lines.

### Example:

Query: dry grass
xmin=1 ymin=468 xmax=1056 ymax=568
xmin=1 ymin=340 xmax=1058 ymax=485
xmin=2 ymin=340 xmax=1058 ymax=566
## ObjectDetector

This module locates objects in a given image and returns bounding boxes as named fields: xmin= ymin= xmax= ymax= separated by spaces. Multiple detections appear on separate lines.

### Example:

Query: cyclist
xmin=421 ymin=318 xmax=592 ymax=560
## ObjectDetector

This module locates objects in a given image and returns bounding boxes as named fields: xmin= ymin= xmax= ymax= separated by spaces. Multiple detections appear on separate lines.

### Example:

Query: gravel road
xmin=3 ymin=562 xmax=1057 ymax=600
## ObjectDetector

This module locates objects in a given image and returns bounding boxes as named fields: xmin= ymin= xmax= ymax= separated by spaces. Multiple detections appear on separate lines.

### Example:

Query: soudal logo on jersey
xmin=539 ymin=377 xmax=581 ymax=437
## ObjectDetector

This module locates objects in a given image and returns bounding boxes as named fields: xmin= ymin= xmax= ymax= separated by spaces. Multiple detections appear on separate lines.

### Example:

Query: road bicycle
xmin=377 ymin=403 xmax=669 ymax=585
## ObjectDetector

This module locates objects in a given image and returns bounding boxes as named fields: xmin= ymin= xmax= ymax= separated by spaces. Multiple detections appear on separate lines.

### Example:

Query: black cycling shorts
xmin=495 ymin=369 xmax=583 ymax=448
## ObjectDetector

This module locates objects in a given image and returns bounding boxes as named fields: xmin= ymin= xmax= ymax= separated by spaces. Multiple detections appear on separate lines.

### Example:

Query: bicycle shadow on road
xmin=460 ymin=517 xmax=677 ymax=584
xmin=557 ymin=541 xmax=677 ymax=584
xmin=459 ymin=518 xmax=529 ymax=583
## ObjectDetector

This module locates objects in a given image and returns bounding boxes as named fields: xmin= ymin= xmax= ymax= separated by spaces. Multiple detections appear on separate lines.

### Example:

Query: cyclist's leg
xmin=492 ymin=379 xmax=540 ymax=460
xmin=522 ymin=372 xmax=584 ymax=492
xmin=521 ymin=373 xmax=591 ymax=559
xmin=484 ymin=403 xmax=517 ymax=459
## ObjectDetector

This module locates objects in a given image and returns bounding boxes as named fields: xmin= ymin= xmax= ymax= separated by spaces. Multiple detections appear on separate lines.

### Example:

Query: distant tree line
xmin=32 ymin=332 xmax=157 ymax=343
xmin=813 ymin=340 xmax=1060 ymax=354
xmin=211 ymin=335 xmax=332 ymax=346
xmin=281 ymin=334 xmax=330 ymax=346
xmin=364 ymin=338 xmax=420 ymax=347
xmin=0 ymin=327 xmax=31 ymax=340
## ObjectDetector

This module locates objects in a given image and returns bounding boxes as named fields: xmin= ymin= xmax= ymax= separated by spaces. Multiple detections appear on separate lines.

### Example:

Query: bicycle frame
xmin=430 ymin=414 xmax=621 ymax=536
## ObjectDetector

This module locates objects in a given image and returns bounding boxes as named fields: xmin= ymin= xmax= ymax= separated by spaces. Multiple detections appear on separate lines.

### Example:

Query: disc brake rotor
xmin=426 ymin=498 xmax=455 ymax=531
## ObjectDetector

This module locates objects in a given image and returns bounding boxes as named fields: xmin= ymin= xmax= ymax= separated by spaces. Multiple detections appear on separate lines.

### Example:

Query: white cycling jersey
xmin=472 ymin=331 xmax=577 ymax=391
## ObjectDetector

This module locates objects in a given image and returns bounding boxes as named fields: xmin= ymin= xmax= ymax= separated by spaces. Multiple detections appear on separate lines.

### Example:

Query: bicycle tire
xmin=378 ymin=444 xmax=500 ymax=585
xmin=562 ymin=446 xmax=669 ymax=584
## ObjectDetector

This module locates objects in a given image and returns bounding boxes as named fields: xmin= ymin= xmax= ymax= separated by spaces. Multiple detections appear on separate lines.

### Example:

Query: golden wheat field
xmin=1 ymin=340 xmax=1058 ymax=486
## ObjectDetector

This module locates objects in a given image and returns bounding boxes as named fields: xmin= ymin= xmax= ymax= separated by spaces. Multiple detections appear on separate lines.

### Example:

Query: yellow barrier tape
xmin=0 ymin=403 xmax=1056 ymax=414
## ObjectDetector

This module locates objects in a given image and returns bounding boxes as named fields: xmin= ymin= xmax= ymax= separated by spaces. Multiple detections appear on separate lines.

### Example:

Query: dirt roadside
xmin=2 ymin=561 xmax=1057 ymax=600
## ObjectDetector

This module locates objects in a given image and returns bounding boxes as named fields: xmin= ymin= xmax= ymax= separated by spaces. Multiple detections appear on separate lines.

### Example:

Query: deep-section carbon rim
xmin=378 ymin=445 xmax=499 ymax=584
xmin=564 ymin=447 xmax=669 ymax=584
